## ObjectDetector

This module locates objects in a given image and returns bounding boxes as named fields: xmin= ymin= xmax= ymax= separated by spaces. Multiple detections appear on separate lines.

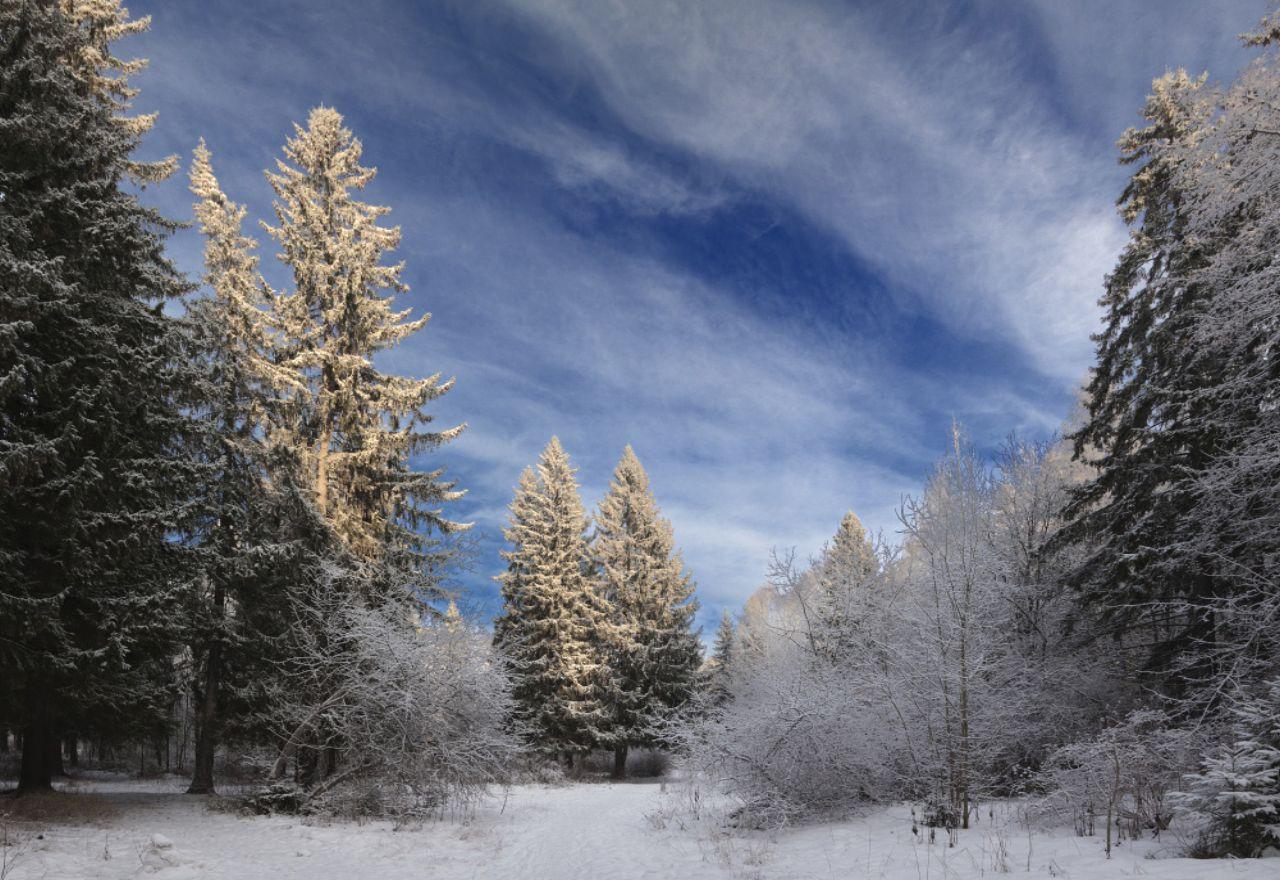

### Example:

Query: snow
xmin=2 ymin=776 xmax=1276 ymax=879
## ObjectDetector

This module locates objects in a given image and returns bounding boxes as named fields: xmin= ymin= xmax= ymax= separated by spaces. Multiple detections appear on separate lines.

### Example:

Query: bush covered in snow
xmin=264 ymin=585 xmax=523 ymax=818
xmin=1029 ymin=711 xmax=1201 ymax=853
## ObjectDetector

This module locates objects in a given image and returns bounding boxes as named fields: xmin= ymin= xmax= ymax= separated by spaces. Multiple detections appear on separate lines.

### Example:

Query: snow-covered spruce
xmin=0 ymin=0 xmax=191 ymax=793
xmin=1061 ymin=68 xmax=1219 ymax=706
xmin=1172 ymin=679 xmax=1280 ymax=857
xmin=593 ymin=446 xmax=702 ymax=778
xmin=704 ymin=610 xmax=737 ymax=707
xmin=263 ymin=106 xmax=467 ymax=595
xmin=494 ymin=438 xmax=613 ymax=764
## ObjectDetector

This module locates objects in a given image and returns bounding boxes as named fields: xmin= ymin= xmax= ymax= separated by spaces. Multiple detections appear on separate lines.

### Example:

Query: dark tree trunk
xmin=47 ymin=731 xmax=65 ymax=777
xmin=64 ymin=735 xmax=78 ymax=768
xmin=0 ymin=727 xmax=8 ymax=753
xmin=188 ymin=584 xmax=226 ymax=795
xmin=176 ymin=697 xmax=189 ymax=773
xmin=297 ymin=745 xmax=321 ymax=787
xmin=612 ymin=745 xmax=629 ymax=780
xmin=18 ymin=716 xmax=54 ymax=793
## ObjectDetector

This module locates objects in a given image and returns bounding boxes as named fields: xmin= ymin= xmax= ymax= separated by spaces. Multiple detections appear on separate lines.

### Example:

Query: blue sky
xmin=129 ymin=0 xmax=1263 ymax=633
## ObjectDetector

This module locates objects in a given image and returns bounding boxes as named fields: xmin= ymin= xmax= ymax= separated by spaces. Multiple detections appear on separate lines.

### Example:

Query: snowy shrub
xmin=267 ymin=585 xmax=523 ymax=818
xmin=511 ymin=755 xmax=568 ymax=786
xmin=1031 ymin=711 xmax=1201 ymax=854
xmin=685 ymin=633 xmax=906 ymax=827
xmin=240 ymin=781 xmax=307 ymax=816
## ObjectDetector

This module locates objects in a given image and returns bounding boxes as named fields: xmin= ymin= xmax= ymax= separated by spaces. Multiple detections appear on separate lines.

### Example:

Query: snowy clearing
xmin=1 ymin=776 xmax=1274 ymax=880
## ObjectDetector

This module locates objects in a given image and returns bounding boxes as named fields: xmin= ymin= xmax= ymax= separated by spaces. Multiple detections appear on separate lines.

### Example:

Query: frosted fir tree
xmin=593 ymin=446 xmax=702 ymax=778
xmin=262 ymin=106 xmax=465 ymax=602
xmin=813 ymin=511 xmax=878 ymax=660
xmin=60 ymin=0 xmax=177 ymax=183
xmin=494 ymin=439 xmax=612 ymax=763
xmin=188 ymin=142 xmax=290 ymax=406
xmin=1173 ymin=678 xmax=1280 ymax=857
xmin=493 ymin=466 xmax=540 ymax=650
xmin=0 ymin=0 xmax=189 ymax=791
xmin=1232 ymin=679 xmax=1280 ymax=846
xmin=820 ymin=512 xmax=878 ymax=592
xmin=442 ymin=598 xmax=463 ymax=630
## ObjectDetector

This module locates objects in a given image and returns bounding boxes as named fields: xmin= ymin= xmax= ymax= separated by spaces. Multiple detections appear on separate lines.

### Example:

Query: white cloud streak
xmin=126 ymin=0 xmax=1253 ymax=627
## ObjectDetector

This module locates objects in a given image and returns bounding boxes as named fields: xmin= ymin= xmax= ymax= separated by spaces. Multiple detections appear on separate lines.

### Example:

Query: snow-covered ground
xmin=0 ymin=775 xmax=1274 ymax=879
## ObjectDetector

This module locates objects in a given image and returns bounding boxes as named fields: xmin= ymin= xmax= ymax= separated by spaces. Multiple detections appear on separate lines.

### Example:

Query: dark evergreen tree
xmin=0 ymin=0 xmax=190 ymax=791
xmin=1062 ymin=70 xmax=1222 ymax=696
xmin=707 ymin=610 xmax=737 ymax=707
xmin=181 ymin=142 xmax=312 ymax=794
xmin=1163 ymin=24 xmax=1280 ymax=692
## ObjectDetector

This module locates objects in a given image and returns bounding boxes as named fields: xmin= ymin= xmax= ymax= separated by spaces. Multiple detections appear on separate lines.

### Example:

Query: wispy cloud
xmin=494 ymin=0 xmax=1140 ymax=380
xmin=129 ymin=0 xmax=1253 ymax=629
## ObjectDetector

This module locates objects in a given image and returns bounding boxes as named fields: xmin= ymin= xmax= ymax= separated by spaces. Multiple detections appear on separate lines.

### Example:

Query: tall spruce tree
xmin=593 ymin=446 xmax=701 ymax=778
xmin=1063 ymin=70 xmax=1222 ymax=694
xmin=263 ymin=106 xmax=465 ymax=605
xmin=0 ymin=0 xmax=190 ymax=791
xmin=182 ymin=143 xmax=306 ymax=794
xmin=494 ymin=439 xmax=611 ymax=763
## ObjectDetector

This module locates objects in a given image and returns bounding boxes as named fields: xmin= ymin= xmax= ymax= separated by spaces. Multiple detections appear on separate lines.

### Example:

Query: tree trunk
xmin=64 ymin=735 xmax=78 ymax=768
xmin=297 ymin=745 xmax=321 ymax=787
xmin=17 ymin=716 xmax=53 ymax=793
xmin=188 ymin=592 xmax=225 ymax=795
xmin=176 ymin=694 xmax=189 ymax=773
xmin=47 ymin=732 xmax=65 ymax=778
xmin=314 ymin=426 xmax=332 ymax=518
xmin=612 ymin=745 xmax=628 ymax=780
